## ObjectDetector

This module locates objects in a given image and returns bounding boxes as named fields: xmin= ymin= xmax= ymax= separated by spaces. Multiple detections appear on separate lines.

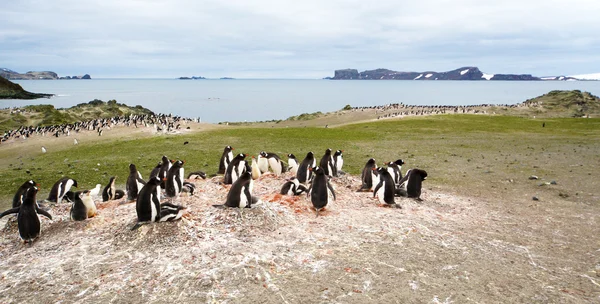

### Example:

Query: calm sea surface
xmin=3 ymin=79 xmax=600 ymax=123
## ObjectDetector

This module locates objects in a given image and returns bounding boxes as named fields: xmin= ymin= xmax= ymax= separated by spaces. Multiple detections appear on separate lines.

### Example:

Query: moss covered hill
xmin=519 ymin=90 xmax=600 ymax=118
xmin=0 ymin=76 xmax=53 ymax=99
xmin=0 ymin=99 xmax=154 ymax=131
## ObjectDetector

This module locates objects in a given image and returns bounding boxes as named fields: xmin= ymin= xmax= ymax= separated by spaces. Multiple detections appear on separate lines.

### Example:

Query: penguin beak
xmin=162 ymin=178 xmax=167 ymax=181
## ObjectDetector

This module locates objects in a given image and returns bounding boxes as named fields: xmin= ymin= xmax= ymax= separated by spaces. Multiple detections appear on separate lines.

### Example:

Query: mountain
xmin=0 ymin=76 xmax=53 ymax=99
xmin=331 ymin=67 xmax=596 ymax=81
xmin=0 ymin=68 xmax=91 ymax=80
xmin=567 ymin=73 xmax=600 ymax=81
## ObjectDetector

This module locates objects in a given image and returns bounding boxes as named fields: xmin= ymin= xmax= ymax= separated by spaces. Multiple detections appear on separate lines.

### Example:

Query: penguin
xmin=287 ymin=153 xmax=299 ymax=176
xmin=280 ymin=177 xmax=308 ymax=196
xmin=89 ymin=184 xmax=102 ymax=197
xmin=187 ymin=171 xmax=206 ymax=179
xmin=257 ymin=151 xmax=269 ymax=174
xmin=319 ymin=148 xmax=336 ymax=178
xmin=266 ymin=152 xmax=285 ymax=176
xmin=158 ymin=155 xmax=173 ymax=189
xmin=182 ymin=182 xmax=196 ymax=195
xmin=69 ymin=190 xmax=97 ymax=220
xmin=397 ymin=168 xmax=428 ymax=200
xmin=165 ymin=160 xmax=185 ymax=200
xmin=218 ymin=145 xmax=234 ymax=175
xmin=73 ymin=138 xmax=78 ymax=145
xmin=158 ymin=202 xmax=186 ymax=222
xmin=41 ymin=146 xmax=47 ymax=153
xmin=214 ymin=168 xmax=254 ymax=209
xmin=0 ymin=185 xmax=52 ymax=243
xmin=114 ymin=189 xmax=125 ymax=200
xmin=81 ymin=190 xmax=97 ymax=218
xmin=385 ymin=161 xmax=402 ymax=186
xmin=359 ymin=159 xmax=378 ymax=192
xmin=333 ymin=150 xmax=344 ymax=176
xmin=13 ymin=180 xmax=36 ymax=208
xmin=47 ymin=177 xmax=78 ymax=203
xmin=126 ymin=163 xmax=146 ymax=201
xmin=297 ymin=151 xmax=316 ymax=184
xmin=224 ymin=153 xmax=248 ymax=185
xmin=102 ymin=176 xmax=117 ymax=202
xmin=373 ymin=167 xmax=401 ymax=208
xmin=133 ymin=176 xmax=162 ymax=229
xmin=251 ymin=156 xmax=261 ymax=180
xmin=149 ymin=162 xmax=162 ymax=180
xmin=393 ymin=159 xmax=405 ymax=180
xmin=308 ymin=166 xmax=336 ymax=217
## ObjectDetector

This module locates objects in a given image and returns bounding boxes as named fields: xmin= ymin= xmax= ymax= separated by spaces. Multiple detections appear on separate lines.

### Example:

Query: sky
xmin=1 ymin=0 xmax=599 ymax=79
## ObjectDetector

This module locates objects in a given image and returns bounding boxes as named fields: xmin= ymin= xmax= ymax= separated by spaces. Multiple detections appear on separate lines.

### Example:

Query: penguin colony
xmin=0 ymin=146 xmax=427 ymax=243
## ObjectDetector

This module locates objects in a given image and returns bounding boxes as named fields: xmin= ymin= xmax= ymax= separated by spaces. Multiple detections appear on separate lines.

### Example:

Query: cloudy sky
xmin=1 ymin=0 xmax=599 ymax=78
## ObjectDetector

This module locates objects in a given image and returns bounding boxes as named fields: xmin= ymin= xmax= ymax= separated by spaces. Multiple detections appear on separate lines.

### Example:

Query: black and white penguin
xmin=158 ymin=202 xmax=186 ymax=222
xmin=333 ymin=150 xmax=344 ymax=176
xmin=149 ymin=162 xmax=162 ymax=180
xmin=280 ymin=177 xmax=308 ymax=196
xmin=218 ymin=145 xmax=234 ymax=174
xmin=182 ymin=182 xmax=196 ymax=195
xmin=126 ymin=163 xmax=146 ymax=201
xmin=187 ymin=171 xmax=206 ymax=180
xmin=13 ymin=180 xmax=36 ymax=208
xmin=308 ymin=166 xmax=336 ymax=217
xmin=373 ymin=167 xmax=401 ymax=208
xmin=158 ymin=155 xmax=173 ymax=189
xmin=287 ymin=154 xmax=299 ymax=175
xmin=133 ymin=176 xmax=162 ymax=229
xmin=297 ymin=152 xmax=316 ymax=184
xmin=385 ymin=161 xmax=402 ymax=186
xmin=47 ymin=177 xmax=78 ymax=203
xmin=69 ymin=190 xmax=97 ymax=221
xmin=319 ymin=148 xmax=336 ymax=178
xmin=266 ymin=152 xmax=285 ymax=176
xmin=224 ymin=153 xmax=248 ymax=185
xmin=359 ymin=158 xmax=378 ymax=192
xmin=165 ymin=160 xmax=185 ymax=200
xmin=102 ymin=176 xmax=117 ymax=202
xmin=214 ymin=168 xmax=255 ymax=209
xmin=0 ymin=185 xmax=52 ymax=243
xmin=393 ymin=159 xmax=405 ymax=179
xmin=257 ymin=151 xmax=269 ymax=174
xmin=397 ymin=168 xmax=428 ymax=200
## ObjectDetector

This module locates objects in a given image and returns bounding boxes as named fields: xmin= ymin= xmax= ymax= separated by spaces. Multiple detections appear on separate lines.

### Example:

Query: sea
xmin=2 ymin=79 xmax=600 ymax=123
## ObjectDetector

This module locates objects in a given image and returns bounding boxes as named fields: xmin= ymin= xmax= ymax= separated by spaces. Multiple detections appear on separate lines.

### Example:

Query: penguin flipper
xmin=36 ymin=207 xmax=53 ymax=220
xmin=0 ymin=207 xmax=20 ymax=219
xmin=131 ymin=222 xmax=148 ymax=231
xmin=327 ymin=181 xmax=336 ymax=201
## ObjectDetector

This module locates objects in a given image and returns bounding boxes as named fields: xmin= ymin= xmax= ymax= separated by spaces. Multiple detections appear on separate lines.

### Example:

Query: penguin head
xmin=259 ymin=151 xmax=267 ymax=157
xmin=288 ymin=153 xmax=295 ymax=159
xmin=148 ymin=176 xmax=162 ymax=185
xmin=224 ymin=145 xmax=232 ymax=151
xmin=161 ymin=155 xmax=169 ymax=163
xmin=306 ymin=151 xmax=314 ymax=158
xmin=325 ymin=148 xmax=332 ymax=154
xmin=367 ymin=158 xmax=376 ymax=165
xmin=310 ymin=166 xmax=324 ymax=175
xmin=394 ymin=159 xmax=405 ymax=166
xmin=72 ymin=179 xmax=79 ymax=188
xmin=334 ymin=150 xmax=343 ymax=156
xmin=129 ymin=163 xmax=137 ymax=172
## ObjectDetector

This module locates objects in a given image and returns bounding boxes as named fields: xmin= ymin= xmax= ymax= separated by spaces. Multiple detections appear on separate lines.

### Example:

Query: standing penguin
xmin=13 ymin=180 xmax=36 ymax=208
xmin=133 ymin=176 xmax=162 ymax=229
xmin=214 ymin=167 xmax=255 ymax=209
xmin=102 ymin=176 xmax=117 ymax=202
xmin=297 ymin=151 xmax=316 ymax=184
xmin=69 ymin=190 xmax=97 ymax=220
xmin=397 ymin=169 xmax=428 ymax=200
xmin=280 ymin=177 xmax=308 ymax=196
xmin=333 ymin=150 xmax=344 ymax=176
xmin=89 ymin=184 xmax=102 ymax=198
xmin=149 ymin=162 xmax=162 ymax=180
xmin=257 ymin=151 xmax=269 ymax=174
xmin=393 ymin=159 xmax=405 ymax=180
xmin=250 ymin=156 xmax=261 ymax=180
xmin=224 ymin=153 xmax=248 ymax=184
xmin=126 ymin=163 xmax=146 ymax=201
xmin=266 ymin=152 xmax=285 ymax=176
xmin=165 ymin=160 xmax=185 ymax=201
xmin=47 ymin=177 xmax=78 ymax=203
xmin=359 ymin=159 xmax=378 ymax=192
xmin=287 ymin=154 xmax=299 ymax=175
xmin=386 ymin=161 xmax=402 ymax=186
xmin=319 ymin=148 xmax=336 ymax=178
xmin=218 ymin=145 xmax=234 ymax=174
xmin=158 ymin=155 xmax=173 ymax=189
xmin=373 ymin=167 xmax=401 ymax=208
xmin=308 ymin=166 xmax=336 ymax=217
xmin=0 ymin=185 xmax=53 ymax=243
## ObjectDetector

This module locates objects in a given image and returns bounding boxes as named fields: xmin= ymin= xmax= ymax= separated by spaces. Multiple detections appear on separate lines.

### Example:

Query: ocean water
xmin=3 ymin=79 xmax=600 ymax=123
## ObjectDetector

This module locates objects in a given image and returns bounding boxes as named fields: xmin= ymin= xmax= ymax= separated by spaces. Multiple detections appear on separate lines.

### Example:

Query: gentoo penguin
xmin=133 ymin=176 xmax=186 ymax=230
xmin=47 ymin=177 xmax=78 ymax=203
xmin=158 ymin=202 xmax=186 ymax=222
xmin=266 ymin=152 xmax=285 ymax=176
xmin=257 ymin=151 xmax=269 ymax=174
xmin=165 ymin=160 xmax=185 ymax=200
xmin=0 ymin=185 xmax=52 ymax=243
xmin=187 ymin=171 xmax=206 ymax=180
xmin=158 ymin=155 xmax=173 ymax=189
xmin=149 ymin=162 xmax=162 ymax=180
xmin=280 ymin=177 xmax=308 ymax=196
xmin=218 ymin=146 xmax=234 ymax=174
xmin=69 ymin=190 xmax=97 ymax=220
xmin=41 ymin=146 xmax=47 ymax=153
xmin=385 ymin=161 xmax=402 ymax=186
xmin=250 ymin=156 xmax=261 ymax=180
xmin=214 ymin=168 xmax=254 ymax=209
xmin=182 ymin=182 xmax=196 ymax=195
xmin=224 ymin=153 xmax=248 ymax=185
xmin=297 ymin=152 xmax=316 ymax=184
xmin=397 ymin=168 xmax=428 ymax=200
xmin=393 ymin=159 xmax=405 ymax=179
xmin=287 ymin=154 xmax=299 ymax=176
xmin=359 ymin=159 xmax=378 ymax=192
xmin=373 ymin=167 xmax=401 ymax=208
xmin=102 ymin=176 xmax=117 ymax=202
xmin=319 ymin=148 xmax=336 ymax=178
xmin=13 ymin=180 xmax=36 ymax=208
xmin=308 ymin=166 xmax=336 ymax=217
xmin=333 ymin=150 xmax=344 ymax=176
xmin=126 ymin=163 xmax=146 ymax=201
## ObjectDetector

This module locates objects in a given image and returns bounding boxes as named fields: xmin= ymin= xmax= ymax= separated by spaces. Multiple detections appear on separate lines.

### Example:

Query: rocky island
xmin=0 ymin=76 xmax=53 ymax=99
xmin=0 ymin=68 xmax=91 ymax=80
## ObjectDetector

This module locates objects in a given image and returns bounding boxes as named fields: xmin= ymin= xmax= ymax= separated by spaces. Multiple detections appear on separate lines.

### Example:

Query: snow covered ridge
xmin=331 ymin=67 xmax=599 ymax=81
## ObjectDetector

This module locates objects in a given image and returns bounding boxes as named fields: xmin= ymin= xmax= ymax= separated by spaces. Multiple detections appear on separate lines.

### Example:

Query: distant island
xmin=0 ymin=68 xmax=91 ymax=80
xmin=0 ymin=76 xmax=53 ymax=99
xmin=179 ymin=76 xmax=206 ymax=80
xmin=329 ymin=66 xmax=593 ymax=81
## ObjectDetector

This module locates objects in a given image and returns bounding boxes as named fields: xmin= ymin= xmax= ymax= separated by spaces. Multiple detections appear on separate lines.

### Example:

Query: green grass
xmin=1 ymin=115 xmax=599 ymax=209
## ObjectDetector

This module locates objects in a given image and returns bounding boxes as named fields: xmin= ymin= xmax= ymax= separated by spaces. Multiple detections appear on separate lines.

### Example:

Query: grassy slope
xmin=1 ymin=114 xmax=598 ymax=209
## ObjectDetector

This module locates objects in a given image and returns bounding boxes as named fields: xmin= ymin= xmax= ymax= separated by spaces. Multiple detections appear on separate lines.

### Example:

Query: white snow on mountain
xmin=460 ymin=69 xmax=469 ymax=75
xmin=425 ymin=73 xmax=433 ymax=78
xmin=569 ymin=73 xmax=600 ymax=80
xmin=481 ymin=73 xmax=494 ymax=80
xmin=414 ymin=74 xmax=423 ymax=80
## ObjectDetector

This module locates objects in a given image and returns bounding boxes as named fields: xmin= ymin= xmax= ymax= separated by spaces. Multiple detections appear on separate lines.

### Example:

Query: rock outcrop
xmin=330 ymin=67 xmax=541 ymax=81
xmin=0 ymin=76 xmax=53 ymax=99
xmin=0 ymin=68 xmax=91 ymax=80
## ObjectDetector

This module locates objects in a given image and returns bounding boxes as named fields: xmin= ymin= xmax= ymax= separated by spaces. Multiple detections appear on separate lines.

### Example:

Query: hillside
xmin=0 ymin=68 xmax=91 ymax=80
xmin=520 ymin=90 xmax=600 ymax=117
xmin=0 ymin=76 xmax=53 ymax=100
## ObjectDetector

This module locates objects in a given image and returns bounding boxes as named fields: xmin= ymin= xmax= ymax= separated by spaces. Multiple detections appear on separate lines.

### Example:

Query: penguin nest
xmin=0 ymin=172 xmax=478 ymax=303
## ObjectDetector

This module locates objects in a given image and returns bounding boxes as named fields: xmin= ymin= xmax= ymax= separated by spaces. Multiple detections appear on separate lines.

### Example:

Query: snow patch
xmin=460 ymin=69 xmax=469 ymax=75
xmin=425 ymin=73 xmax=433 ymax=78
xmin=540 ymin=77 xmax=556 ymax=80
xmin=569 ymin=73 xmax=600 ymax=80
xmin=414 ymin=74 xmax=423 ymax=80
xmin=481 ymin=73 xmax=494 ymax=80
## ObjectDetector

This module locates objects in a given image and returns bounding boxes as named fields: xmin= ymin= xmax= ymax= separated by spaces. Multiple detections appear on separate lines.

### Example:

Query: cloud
xmin=1 ymin=0 xmax=600 ymax=78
